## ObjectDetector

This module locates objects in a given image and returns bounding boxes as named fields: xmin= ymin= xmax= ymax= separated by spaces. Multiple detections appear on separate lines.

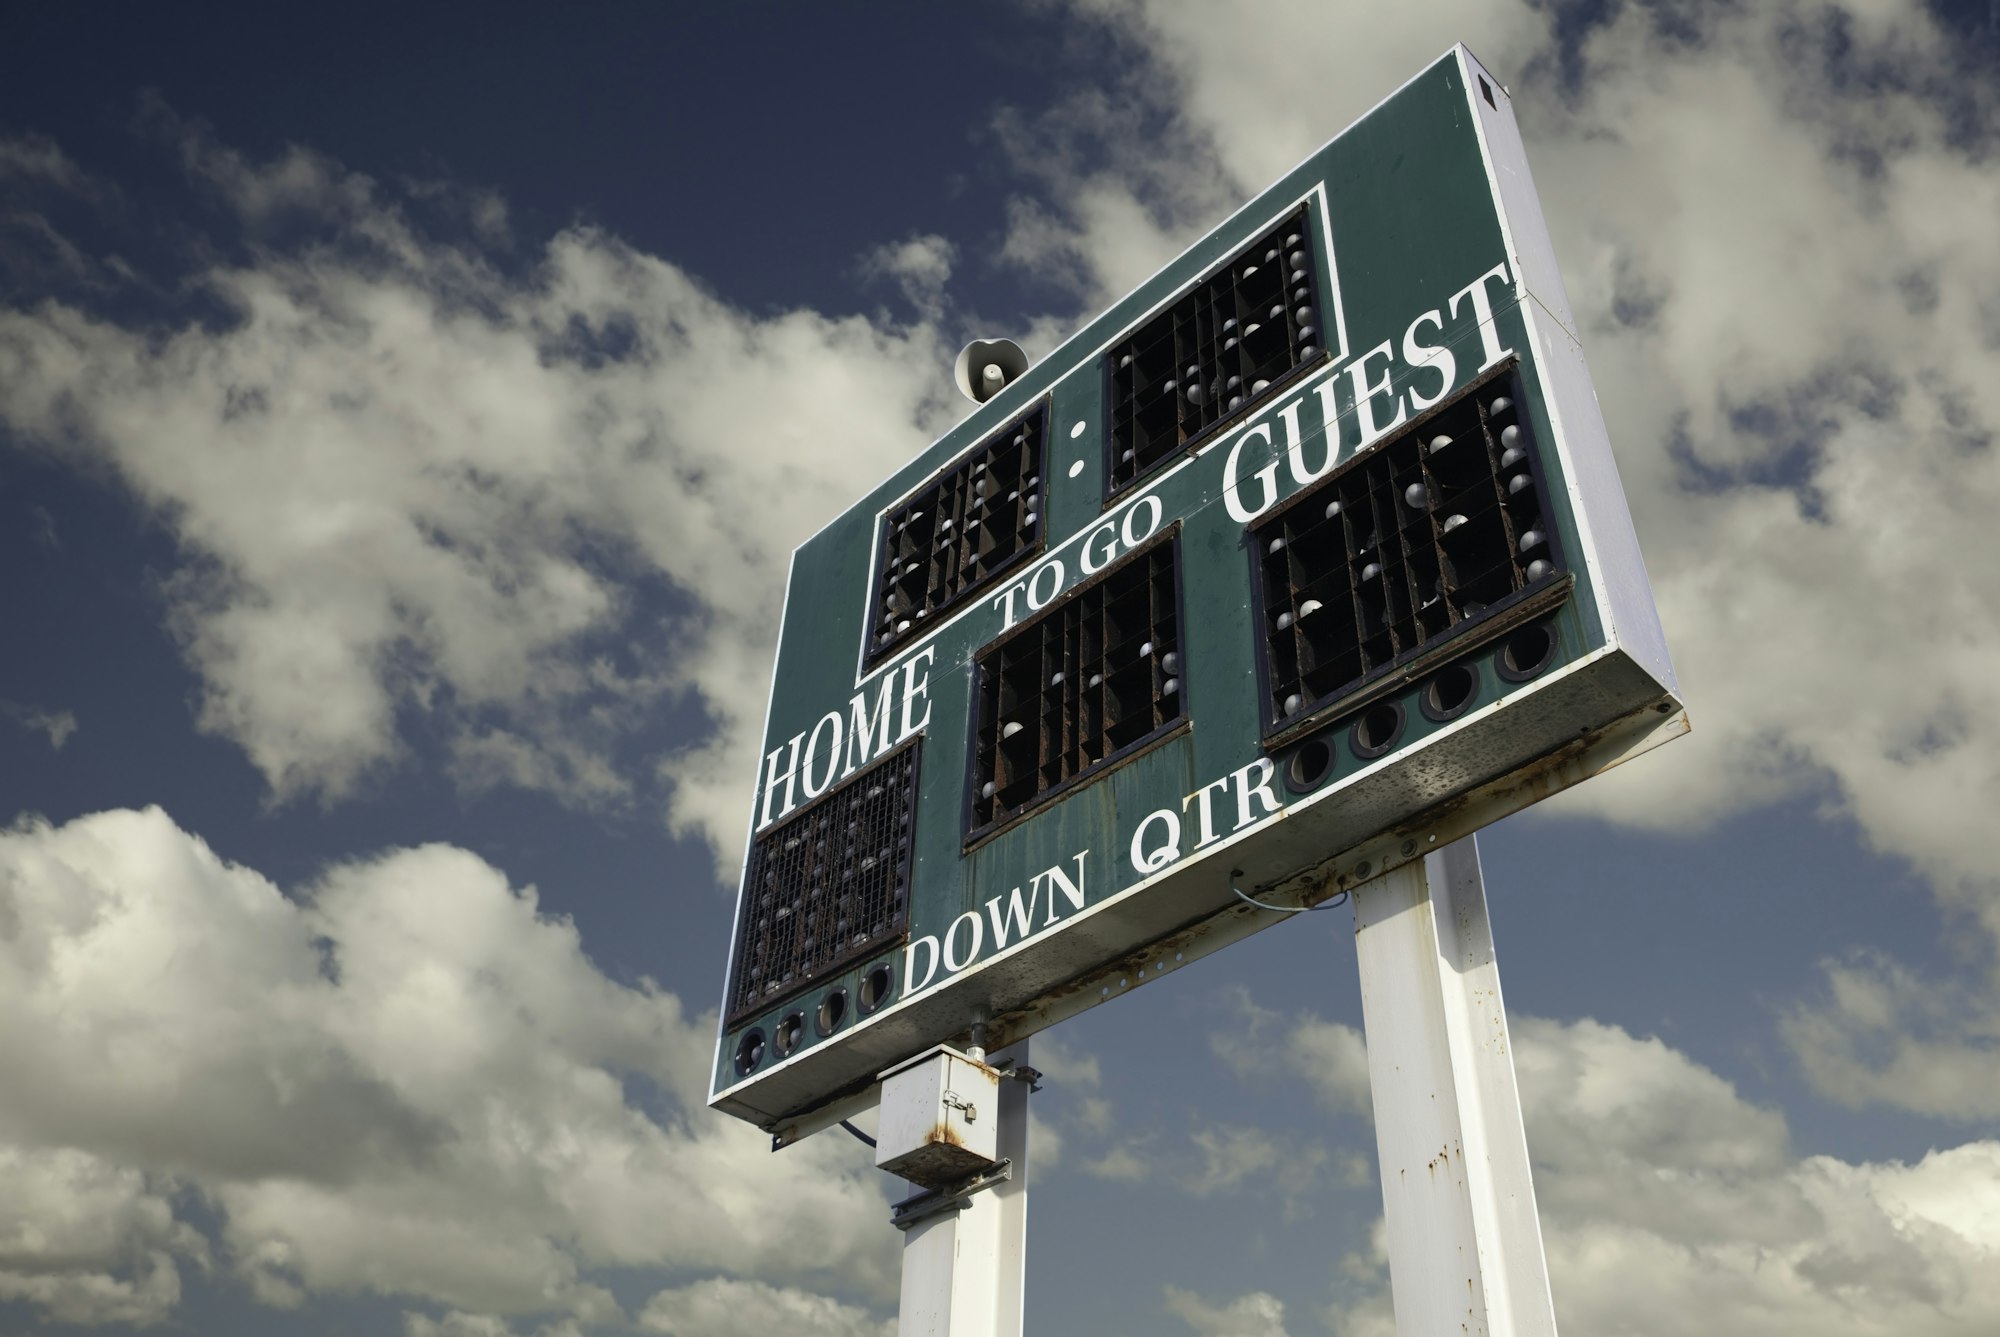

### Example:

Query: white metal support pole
xmin=1351 ymin=836 xmax=1557 ymax=1337
xmin=894 ymin=1039 xmax=1030 ymax=1337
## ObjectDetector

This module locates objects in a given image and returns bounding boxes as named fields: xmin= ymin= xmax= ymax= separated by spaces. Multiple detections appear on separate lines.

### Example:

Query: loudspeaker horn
xmin=954 ymin=338 xmax=1029 ymax=404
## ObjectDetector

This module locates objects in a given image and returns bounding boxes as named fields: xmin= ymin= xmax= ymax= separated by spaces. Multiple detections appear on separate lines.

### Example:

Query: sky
xmin=2 ymin=1 xmax=1999 ymax=1335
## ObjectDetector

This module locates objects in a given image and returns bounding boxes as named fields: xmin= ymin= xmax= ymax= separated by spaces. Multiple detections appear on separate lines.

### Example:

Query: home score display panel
xmin=710 ymin=46 xmax=1684 ymax=1132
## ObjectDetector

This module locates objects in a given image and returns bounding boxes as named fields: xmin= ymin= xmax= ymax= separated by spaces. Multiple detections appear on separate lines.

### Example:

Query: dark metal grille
xmin=1251 ymin=364 xmax=1564 ymax=735
xmin=969 ymin=533 xmax=1184 ymax=838
xmin=1105 ymin=206 xmax=1324 ymax=497
xmin=870 ymin=404 xmax=1047 ymax=664
xmin=725 ymin=742 xmax=920 ymax=1027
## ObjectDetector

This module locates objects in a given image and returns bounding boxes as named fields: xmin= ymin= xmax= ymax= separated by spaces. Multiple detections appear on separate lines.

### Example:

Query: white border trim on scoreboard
xmin=714 ymin=548 xmax=801 ymax=1077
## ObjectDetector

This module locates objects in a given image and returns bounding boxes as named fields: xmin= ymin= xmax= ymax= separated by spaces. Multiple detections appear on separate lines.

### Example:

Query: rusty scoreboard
xmin=710 ymin=45 xmax=1684 ymax=1140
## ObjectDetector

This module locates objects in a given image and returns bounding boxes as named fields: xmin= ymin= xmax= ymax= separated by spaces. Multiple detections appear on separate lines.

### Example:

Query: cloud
xmin=1164 ymin=1285 xmax=1293 ymax=1337
xmin=0 ymin=806 xmax=895 ymax=1326
xmin=0 ymin=700 xmax=77 ymax=750
xmin=0 ymin=113 xmax=963 ymax=871
xmin=0 ymin=1146 xmax=206 ymax=1326
xmin=1779 ymin=951 xmax=2000 ymax=1121
xmin=636 ymin=1277 xmax=893 ymax=1337
xmin=1210 ymin=984 xmax=1370 ymax=1116
xmin=0 ymin=135 xmax=95 ymax=194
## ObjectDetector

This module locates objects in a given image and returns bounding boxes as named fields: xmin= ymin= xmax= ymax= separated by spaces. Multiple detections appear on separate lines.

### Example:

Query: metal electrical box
xmin=875 ymin=1046 xmax=1002 ymax=1189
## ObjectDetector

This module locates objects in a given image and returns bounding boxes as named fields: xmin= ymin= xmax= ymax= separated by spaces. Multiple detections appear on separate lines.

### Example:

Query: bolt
xmin=1400 ymin=839 xmax=1416 ymax=856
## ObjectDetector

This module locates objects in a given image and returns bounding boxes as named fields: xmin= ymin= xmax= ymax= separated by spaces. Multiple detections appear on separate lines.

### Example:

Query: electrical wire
xmin=1231 ymin=869 xmax=1348 ymax=913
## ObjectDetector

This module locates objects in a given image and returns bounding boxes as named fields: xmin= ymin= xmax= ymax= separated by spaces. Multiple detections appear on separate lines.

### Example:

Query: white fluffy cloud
xmin=637 ymin=1277 xmax=894 ymax=1337
xmin=0 ymin=116 xmax=962 ymax=871
xmin=0 ymin=807 xmax=896 ymax=1326
xmin=0 ymin=1147 xmax=205 ymax=1327
xmin=1164 ymin=1285 xmax=1293 ymax=1337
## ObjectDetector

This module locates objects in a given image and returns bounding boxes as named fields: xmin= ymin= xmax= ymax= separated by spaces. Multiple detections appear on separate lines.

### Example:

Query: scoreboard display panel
xmin=711 ymin=45 xmax=1684 ymax=1136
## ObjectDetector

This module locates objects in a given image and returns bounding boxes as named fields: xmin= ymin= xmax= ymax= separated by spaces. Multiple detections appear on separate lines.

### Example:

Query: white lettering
xmin=1278 ymin=397 xmax=1332 ymax=486
xmin=1027 ymin=558 xmax=1065 ymax=611
xmin=1080 ymin=520 xmax=1120 ymax=575
xmin=1231 ymin=757 xmax=1282 ymax=831
xmin=1401 ymin=307 xmax=1455 ymax=412
xmin=1448 ymin=261 xmax=1514 ymax=371
xmin=985 ymin=882 xmax=1042 ymax=950
xmin=1346 ymin=340 xmax=1407 ymax=450
xmin=843 ymin=677 xmax=895 ymax=777
xmin=904 ymin=936 xmax=941 ymax=995
xmin=1130 ymin=808 xmax=1183 ymax=874
xmin=993 ymin=582 xmax=1026 ymax=628
xmin=1033 ymin=851 xmax=1088 ymax=924
xmin=1121 ymin=494 xmax=1164 ymax=548
xmin=943 ymin=910 xmax=985 ymax=973
xmin=1222 ymin=423 xmax=1281 ymax=523
xmin=898 ymin=646 xmax=935 ymax=740
xmin=1181 ymin=776 xmax=1232 ymax=848
xmin=802 ymin=710 xmax=844 ymax=798
xmin=758 ymin=731 xmax=805 ymax=828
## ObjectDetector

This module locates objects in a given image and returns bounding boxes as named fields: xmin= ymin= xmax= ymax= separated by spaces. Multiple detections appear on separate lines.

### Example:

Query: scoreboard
xmin=709 ymin=45 xmax=1684 ymax=1139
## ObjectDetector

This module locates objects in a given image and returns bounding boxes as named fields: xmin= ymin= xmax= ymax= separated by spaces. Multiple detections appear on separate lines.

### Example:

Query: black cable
xmin=839 ymin=1119 xmax=877 ymax=1149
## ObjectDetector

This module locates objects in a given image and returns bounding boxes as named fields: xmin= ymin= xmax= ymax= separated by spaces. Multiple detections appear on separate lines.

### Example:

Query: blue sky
xmin=3 ymin=3 xmax=1999 ymax=1336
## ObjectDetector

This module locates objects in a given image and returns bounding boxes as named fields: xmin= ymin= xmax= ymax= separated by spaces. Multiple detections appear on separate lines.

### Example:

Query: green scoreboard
xmin=710 ymin=45 xmax=1685 ymax=1139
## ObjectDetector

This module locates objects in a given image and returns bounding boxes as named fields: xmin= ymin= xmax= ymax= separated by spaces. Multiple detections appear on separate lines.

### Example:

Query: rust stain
xmin=925 ymin=1122 xmax=965 ymax=1148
